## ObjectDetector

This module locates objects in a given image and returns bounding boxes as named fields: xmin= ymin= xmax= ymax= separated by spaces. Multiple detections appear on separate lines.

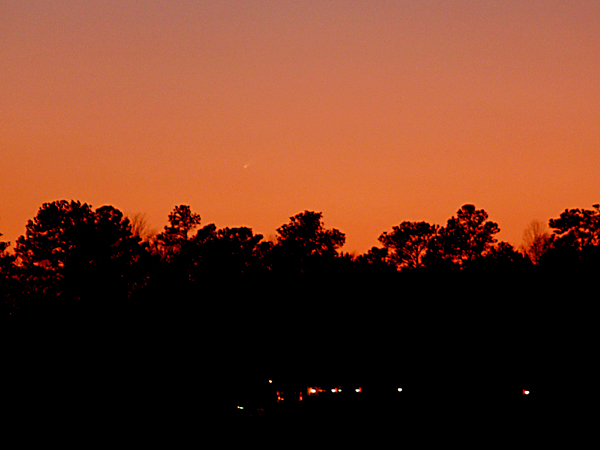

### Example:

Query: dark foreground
xmin=5 ymin=268 xmax=597 ymax=436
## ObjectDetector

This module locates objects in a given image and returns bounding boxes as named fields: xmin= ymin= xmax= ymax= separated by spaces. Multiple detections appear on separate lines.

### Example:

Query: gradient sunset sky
xmin=2 ymin=1 xmax=599 ymax=254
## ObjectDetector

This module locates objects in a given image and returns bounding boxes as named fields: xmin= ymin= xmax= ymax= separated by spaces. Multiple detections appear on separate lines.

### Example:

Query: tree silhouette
xmin=155 ymin=205 xmax=201 ymax=262
xmin=549 ymin=204 xmax=600 ymax=252
xmin=354 ymin=246 xmax=396 ymax=274
xmin=434 ymin=204 xmax=500 ymax=267
xmin=16 ymin=201 xmax=95 ymax=273
xmin=273 ymin=211 xmax=345 ymax=274
xmin=15 ymin=200 xmax=145 ymax=305
xmin=187 ymin=226 xmax=265 ymax=279
xmin=276 ymin=211 xmax=345 ymax=254
xmin=1 ymin=232 xmax=19 ymax=315
xmin=166 ymin=205 xmax=201 ymax=239
xmin=378 ymin=221 xmax=439 ymax=269
xmin=476 ymin=241 xmax=529 ymax=269
xmin=0 ymin=232 xmax=13 ymax=266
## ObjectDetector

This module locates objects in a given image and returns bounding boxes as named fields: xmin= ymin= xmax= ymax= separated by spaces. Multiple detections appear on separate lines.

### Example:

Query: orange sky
xmin=2 ymin=1 xmax=599 ymax=255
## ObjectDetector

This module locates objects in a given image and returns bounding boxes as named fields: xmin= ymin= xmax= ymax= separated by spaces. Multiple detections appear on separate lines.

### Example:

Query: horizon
xmin=0 ymin=197 xmax=581 ymax=256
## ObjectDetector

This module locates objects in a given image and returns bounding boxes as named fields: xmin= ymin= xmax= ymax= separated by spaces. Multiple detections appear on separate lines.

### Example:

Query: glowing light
xmin=268 ymin=380 xmax=272 ymax=384
xmin=331 ymin=388 xmax=337 ymax=393
xmin=398 ymin=388 xmax=403 ymax=392
xmin=310 ymin=388 xmax=316 ymax=394
xmin=237 ymin=406 xmax=244 ymax=410
xmin=355 ymin=387 xmax=362 ymax=393
xmin=523 ymin=390 xmax=530 ymax=395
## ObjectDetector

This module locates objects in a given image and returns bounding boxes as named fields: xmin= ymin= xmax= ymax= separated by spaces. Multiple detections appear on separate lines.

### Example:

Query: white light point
xmin=398 ymin=388 xmax=403 ymax=392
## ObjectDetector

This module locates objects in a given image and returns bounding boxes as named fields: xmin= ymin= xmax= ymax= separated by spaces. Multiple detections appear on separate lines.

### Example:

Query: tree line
xmin=2 ymin=200 xmax=599 ymax=318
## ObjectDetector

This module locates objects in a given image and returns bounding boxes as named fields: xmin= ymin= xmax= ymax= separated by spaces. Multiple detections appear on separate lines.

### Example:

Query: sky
xmin=1 ymin=1 xmax=599 ymax=255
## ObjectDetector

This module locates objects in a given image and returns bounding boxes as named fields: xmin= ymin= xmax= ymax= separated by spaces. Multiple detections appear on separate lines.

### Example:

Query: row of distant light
xmin=316 ymin=387 xmax=402 ymax=393
xmin=316 ymin=388 xmax=531 ymax=394
xmin=237 ymin=384 xmax=529 ymax=410
xmin=269 ymin=381 xmax=530 ymax=396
